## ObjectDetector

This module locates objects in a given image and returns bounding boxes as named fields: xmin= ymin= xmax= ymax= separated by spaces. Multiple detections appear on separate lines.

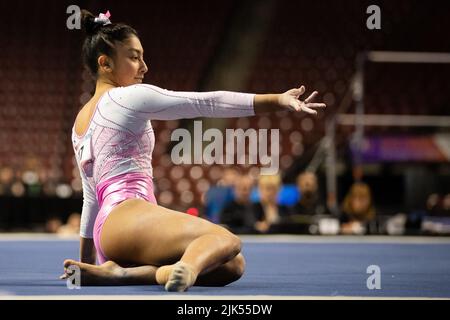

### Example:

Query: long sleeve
xmin=79 ymin=173 xmax=99 ymax=239
xmin=106 ymin=84 xmax=255 ymax=121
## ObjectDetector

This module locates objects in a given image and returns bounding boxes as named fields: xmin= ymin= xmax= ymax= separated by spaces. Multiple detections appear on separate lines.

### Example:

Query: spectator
xmin=203 ymin=167 xmax=239 ymax=223
xmin=0 ymin=167 xmax=15 ymax=196
xmin=439 ymin=193 xmax=450 ymax=217
xmin=57 ymin=212 xmax=81 ymax=236
xmin=290 ymin=171 xmax=327 ymax=216
xmin=219 ymin=174 xmax=255 ymax=233
xmin=251 ymin=174 xmax=290 ymax=234
xmin=45 ymin=216 xmax=63 ymax=233
xmin=340 ymin=182 xmax=376 ymax=235
xmin=217 ymin=167 xmax=240 ymax=187
xmin=421 ymin=193 xmax=450 ymax=235
xmin=425 ymin=193 xmax=441 ymax=216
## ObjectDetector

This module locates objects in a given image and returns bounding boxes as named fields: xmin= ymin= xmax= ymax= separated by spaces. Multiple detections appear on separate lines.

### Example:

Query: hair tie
xmin=94 ymin=10 xmax=112 ymax=26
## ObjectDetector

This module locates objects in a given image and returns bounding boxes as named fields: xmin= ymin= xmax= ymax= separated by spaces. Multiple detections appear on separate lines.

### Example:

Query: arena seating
xmin=1 ymin=0 xmax=449 ymax=215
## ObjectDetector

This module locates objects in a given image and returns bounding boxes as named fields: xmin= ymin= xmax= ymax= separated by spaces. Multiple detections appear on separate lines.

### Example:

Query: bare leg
xmin=155 ymin=232 xmax=241 ymax=292
xmin=61 ymin=253 xmax=244 ymax=288
xmin=176 ymin=232 xmax=241 ymax=290
xmin=195 ymin=253 xmax=245 ymax=286
xmin=100 ymin=199 xmax=245 ymax=291
xmin=156 ymin=253 xmax=245 ymax=288
xmin=60 ymin=259 xmax=158 ymax=286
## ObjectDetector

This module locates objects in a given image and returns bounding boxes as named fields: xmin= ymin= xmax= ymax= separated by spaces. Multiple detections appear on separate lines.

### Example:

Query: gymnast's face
xmin=101 ymin=35 xmax=148 ymax=87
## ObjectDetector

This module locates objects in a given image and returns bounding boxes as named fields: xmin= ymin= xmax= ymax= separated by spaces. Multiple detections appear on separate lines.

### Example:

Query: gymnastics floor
xmin=0 ymin=234 xmax=449 ymax=299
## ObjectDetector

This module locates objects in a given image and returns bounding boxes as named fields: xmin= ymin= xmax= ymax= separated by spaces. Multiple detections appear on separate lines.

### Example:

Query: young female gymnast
xmin=59 ymin=10 xmax=326 ymax=292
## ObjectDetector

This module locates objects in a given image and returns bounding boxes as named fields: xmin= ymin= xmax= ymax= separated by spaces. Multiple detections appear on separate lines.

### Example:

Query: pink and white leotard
xmin=71 ymin=84 xmax=255 ymax=264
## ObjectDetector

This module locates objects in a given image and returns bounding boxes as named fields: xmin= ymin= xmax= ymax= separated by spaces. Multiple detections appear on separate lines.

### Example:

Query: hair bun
xmin=81 ymin=9 xmax=102 ymax=36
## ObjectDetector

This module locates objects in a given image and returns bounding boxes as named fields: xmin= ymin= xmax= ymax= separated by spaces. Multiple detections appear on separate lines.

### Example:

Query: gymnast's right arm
xmin=79 ymin=177 xmax=98 ymax=264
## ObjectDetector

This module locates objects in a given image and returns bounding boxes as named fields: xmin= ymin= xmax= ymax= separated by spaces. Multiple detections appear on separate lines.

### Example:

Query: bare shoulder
xmin=74 ymin=88 xmax=116 ymax=136
xmin=74 ymin=101 xmax=96 ymax=136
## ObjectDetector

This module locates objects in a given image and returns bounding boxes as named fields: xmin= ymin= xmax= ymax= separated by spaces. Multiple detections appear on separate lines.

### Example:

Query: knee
xmin=231 ymin=253 xmax=246 ymax=279
xmin=221 ymin=253 xmax=245 ymax=286
xmin=213 ymin=232 xmax=241 ymax=257
xmin=214 ymin=226 xmax=242 ymax=256
xmin=223 ymin=233 xmax=242 ymax=257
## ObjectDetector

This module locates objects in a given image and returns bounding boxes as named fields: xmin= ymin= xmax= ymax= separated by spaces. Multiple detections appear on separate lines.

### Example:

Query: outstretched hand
xmin=278 ymin=86 xmax=326 ymax=115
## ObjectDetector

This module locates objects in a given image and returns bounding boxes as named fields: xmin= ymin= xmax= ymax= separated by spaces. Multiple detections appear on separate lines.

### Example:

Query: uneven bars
xmin=367 ymin=51 xmax=450 ymax=64
xmin=336 ymin=114 xmax=450 ymax=127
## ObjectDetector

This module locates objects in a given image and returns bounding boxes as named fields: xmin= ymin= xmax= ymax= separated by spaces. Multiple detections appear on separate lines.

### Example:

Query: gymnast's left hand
xmin=278 ymin=85 xmax=326 ymax=115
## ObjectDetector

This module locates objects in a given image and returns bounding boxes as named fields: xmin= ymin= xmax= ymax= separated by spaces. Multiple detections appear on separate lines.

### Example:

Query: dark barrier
xmin=0 ymin=196 xmax=82 ymax=231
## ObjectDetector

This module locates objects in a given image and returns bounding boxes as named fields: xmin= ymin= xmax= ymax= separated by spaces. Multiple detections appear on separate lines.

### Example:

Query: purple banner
xmin=351 ymin=135 xmax=449 ymax=163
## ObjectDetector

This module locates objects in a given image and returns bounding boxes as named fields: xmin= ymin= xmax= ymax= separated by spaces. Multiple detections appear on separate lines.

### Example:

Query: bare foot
xmin=60 ymin=259 xmax=125 ymax=286
xmin=156 ymin=264 xmax=171 ymax=285
xmin=161 ymin=261 xmax=198 ymax=292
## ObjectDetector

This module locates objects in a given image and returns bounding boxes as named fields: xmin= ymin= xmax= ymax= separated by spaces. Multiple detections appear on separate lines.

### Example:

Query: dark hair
xmin=80 ymin=10 xmax=138 ymax=77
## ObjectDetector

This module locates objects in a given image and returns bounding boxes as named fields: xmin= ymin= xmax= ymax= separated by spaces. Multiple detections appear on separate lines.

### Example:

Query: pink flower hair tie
xmin=94 ymin=10 xmax=112 ymax=26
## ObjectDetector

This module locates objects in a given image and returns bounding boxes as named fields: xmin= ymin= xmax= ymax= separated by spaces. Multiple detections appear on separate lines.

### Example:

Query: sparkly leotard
xmin=72 ymin=84 xmax=255 ymax=264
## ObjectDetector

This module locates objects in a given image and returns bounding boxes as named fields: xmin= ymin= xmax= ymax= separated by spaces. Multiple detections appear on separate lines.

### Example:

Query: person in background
xmin=203 ymin=167 xmax=239 ymax=223
xmin=45 ymin=216 xmax=63 ymax=233
xmin=219 ymin=174 xmax=255 ymax=234
xmin=0 ymin=167 xmax=15 ymax=196
xmin=424 ymin=193 xmax=450 ymax=217
xmin=421 ymin=193 xmax=450 ymax=235
xmin=425 ymin=193 xmax=440 ymax=216
xmin=439 ymin=193 xmax=450 ymax=217
xmin=340 ymin=182 xmax=376 ymax=235
xmin=58 ymin=212 xmax=82 ymax=235
xmin=290 ymin=171 xmax=327 ymax=216
xmin=251 ymin=174 xmax=290 ymax=234
xmin=217 ymin=167 xmax=240 ymax=187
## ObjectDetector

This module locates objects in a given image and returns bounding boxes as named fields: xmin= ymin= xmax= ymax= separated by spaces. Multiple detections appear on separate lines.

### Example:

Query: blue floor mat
xmin=1 ymin=239 xmax=449 ymax=297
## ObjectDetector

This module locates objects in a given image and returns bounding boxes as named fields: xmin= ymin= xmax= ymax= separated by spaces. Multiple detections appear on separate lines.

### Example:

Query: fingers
xmin=300 ymin=105 xmax=318 ymax=115
xmin=300 ymin=102 xmax=327 ymax=115
xmin=59 ymin=268 xmax=72 ymax=280
xmin=305 ymin=91 xmax=318 ymax=103
xmin=287 ymin=86 xmax=327 ymax=115
xmin=301 ymin=89 xmax=326 ymax=113
xmin=60 ymin=259 xmax=78 ymax=280
xmin=288 ymin=86 xmax=305 ymax=98
xmin=298 ymin=85 xmax=305 ymax=96
xmin=291 ymin=99 xmax=326 ymax=113
xmin=306 ymin=102 xmax=327 ymax=109
xmin=63 ymin=259 xmax=77 ymax=268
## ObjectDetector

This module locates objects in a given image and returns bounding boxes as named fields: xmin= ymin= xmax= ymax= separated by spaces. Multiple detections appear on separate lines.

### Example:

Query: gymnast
xmin=59 ymin=10 xmax=326 ymax=292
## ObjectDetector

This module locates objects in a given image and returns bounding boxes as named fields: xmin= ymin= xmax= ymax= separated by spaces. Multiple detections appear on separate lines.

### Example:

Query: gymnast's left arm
xmin=107 ymin=84 xmax=325 ymax=121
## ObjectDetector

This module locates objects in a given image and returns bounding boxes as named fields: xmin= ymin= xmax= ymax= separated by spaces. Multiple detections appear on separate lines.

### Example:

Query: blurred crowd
xmin=1 ymin=162 xmax=449 ymax=236
xmin=0 ymin=163 xmax=81 ymax=234
xmin=200 ymin=168 xmax=450 ymax=236
xmin=0 ymin=164 xmax=79 ymax=199
xmin=425 ymin=193 xmax=450 ymax=217
xmin=45 ymin=212 xmax=81 ymax=236
xmin=200 ymin=167 xmax=378 ymax=235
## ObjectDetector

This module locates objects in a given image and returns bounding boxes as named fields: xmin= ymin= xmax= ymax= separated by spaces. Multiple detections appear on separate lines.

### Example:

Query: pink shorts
xmin=93 ymin=172 xmax=157 ymax=265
